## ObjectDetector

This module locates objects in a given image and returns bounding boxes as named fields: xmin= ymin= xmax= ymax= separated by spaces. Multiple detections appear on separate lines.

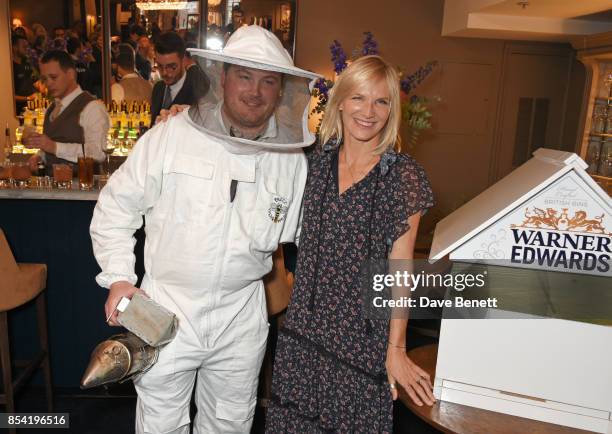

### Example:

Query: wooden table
xmin=399 ymin=345 xmax=595 ymax=434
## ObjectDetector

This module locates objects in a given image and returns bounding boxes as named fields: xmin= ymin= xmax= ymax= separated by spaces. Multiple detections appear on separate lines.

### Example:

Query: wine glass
xmin=103 ymin=139 xmax=116 ymax=177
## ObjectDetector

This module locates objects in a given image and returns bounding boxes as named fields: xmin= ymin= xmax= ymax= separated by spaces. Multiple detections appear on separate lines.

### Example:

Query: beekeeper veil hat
xmin=187 ymin=25 xmax=321 ymax=153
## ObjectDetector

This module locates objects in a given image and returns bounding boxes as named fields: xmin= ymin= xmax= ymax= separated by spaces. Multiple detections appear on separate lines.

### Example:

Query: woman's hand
xmin=386 ymin=346 xmax=435 ymax=406
xmin=155 ymin=104 xmax=189 ymax=124
xmin=263 ymin=246 xmax=294 ymax=315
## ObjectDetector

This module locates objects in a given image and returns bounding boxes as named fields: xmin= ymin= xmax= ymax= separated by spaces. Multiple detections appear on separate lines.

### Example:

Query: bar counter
xmin=0 ymin=181 xmax=100 ymax=201
xmin=0 ymin=181 xmax=144 ymax=388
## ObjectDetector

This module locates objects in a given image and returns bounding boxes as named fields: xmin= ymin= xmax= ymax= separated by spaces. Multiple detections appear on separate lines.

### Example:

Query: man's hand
xmin=24 ymin=133 xmax=57 ymax=155
xmin=28 ymin=154 xmax=41 ymax=172
xmin=155 ymin=104 xmax=189 ymax=124
xmin=105 ymin=281 xmax=147 ymax=326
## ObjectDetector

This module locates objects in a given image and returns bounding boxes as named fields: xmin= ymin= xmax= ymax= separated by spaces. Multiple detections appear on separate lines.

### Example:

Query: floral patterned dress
xmin=266 ymin=144 xmax=434 ymax=433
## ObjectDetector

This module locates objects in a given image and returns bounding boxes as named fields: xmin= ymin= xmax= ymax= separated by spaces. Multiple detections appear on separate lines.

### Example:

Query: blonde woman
xmin=266 ymin=55 xmax=436 ymax=433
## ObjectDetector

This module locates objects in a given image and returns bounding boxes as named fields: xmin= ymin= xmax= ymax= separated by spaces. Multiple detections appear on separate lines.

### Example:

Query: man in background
xmin=111 ymin=44 xmax=152 ymax=105
xmin=12 ymin=34 xmax=37 ymax=114
xmin=127 ymin=25 xmax=151 ymax=80
xmin=150 ymin=32 xmax=205 ymax=122
xmin=52 ymin=27 xmax=65 ymax=40
xmin=224 ymin=5 xmax=244 ymax=37
xmin=24 ymin=50 xmax=108 ymax=174
xmin=67 ymin=37 xmax=98 ymax=96
xmin=137 ymin=35 xmax=157 ymax=82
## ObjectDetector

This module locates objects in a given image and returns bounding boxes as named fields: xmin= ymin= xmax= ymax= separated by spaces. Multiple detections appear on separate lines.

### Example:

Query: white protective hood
xmin=187 ymin=25 xmax=322 ymax=154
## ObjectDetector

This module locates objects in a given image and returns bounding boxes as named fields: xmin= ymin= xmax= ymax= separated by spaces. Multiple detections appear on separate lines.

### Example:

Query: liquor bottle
xmin=36 ymin=107 xmax=45 ymax=132
xmin=120 ymin=106 xmax=128 ymax=129
xmin=110 ymin=101 xmax=118 ymax=128
xmin=23 ymin=107 xmax=33 ymax=126
xmin=115 ymin=121 xmax=123 ymax=139
xmin=4 ymin=123 xmax=11 ymax=159
xmin=144 ymin=102 xmax=152 ymax=127
xmin=112 ymin=125 xmax=120 ymax=143
xmin=127 ymin=121 xmax=138 ymax=141
xmin=123 ymin=121 xmax=136 ymax=152
xmin=138 ymin=121 xmax=148 ymax=137
xmin=37 ymin=159 xmax=46 ymax=177
xmin=129 ymin=110 xmax=139 ymax=130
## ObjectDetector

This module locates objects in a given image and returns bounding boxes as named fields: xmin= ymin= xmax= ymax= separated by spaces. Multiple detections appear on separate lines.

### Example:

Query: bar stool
xmin=0 ymin=228 xmax=53 ymax=426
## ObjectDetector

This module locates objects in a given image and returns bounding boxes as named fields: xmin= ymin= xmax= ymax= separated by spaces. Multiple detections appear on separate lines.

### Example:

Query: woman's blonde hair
xmin=319 ymin=55 xmax=402 ymax=154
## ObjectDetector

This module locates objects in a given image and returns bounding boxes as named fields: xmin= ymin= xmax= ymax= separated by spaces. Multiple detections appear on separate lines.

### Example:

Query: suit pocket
xmin=250 ymin=176 xmax=294 ymax=253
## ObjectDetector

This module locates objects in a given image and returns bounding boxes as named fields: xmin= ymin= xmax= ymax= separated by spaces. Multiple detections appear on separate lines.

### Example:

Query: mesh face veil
xmin=187 ymin=25 xmax=322 ymax=154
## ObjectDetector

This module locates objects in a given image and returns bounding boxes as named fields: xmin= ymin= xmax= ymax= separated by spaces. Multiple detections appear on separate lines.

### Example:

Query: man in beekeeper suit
xmin=90 ymin=25 xmax=320 ymax=433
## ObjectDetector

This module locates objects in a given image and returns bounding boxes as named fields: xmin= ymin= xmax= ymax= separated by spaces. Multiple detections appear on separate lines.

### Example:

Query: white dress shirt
xmin=110 ymin=72 xmax=140 ymax=103
xmin=47 ymin=86 xmax=110 ymax=163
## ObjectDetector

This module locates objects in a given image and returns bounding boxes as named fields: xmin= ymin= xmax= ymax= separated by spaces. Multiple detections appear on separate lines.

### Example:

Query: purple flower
xmin=330 ymin=40 xmax=347 ymax=75
xmin=361 ymin=32 xmax=378 ymax=56
xmin=314 ymin=78 xmax=330 ymax=99
xmin=400 ymin=61 xmax=438 ymax=95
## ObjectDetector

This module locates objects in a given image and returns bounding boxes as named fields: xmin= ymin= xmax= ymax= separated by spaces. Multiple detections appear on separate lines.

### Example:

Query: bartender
xmin=25 ymin=50 xmax=109 ymax=175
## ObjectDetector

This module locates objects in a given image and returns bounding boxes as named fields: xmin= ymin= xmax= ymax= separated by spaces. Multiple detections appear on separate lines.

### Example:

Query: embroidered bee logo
xmin=268 ymin=196 xmax=288 ymax=223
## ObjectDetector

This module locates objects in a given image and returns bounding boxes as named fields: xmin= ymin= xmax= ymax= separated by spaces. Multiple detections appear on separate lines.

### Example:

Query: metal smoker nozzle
xmin=80 ymin=332 xmax=158 ymax=389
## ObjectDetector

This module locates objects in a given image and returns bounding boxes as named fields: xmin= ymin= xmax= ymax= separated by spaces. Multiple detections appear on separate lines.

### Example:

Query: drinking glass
xmin=12 ymin=162 xmax=31 ymax=188
xmin=53 ymin=164 xmax=73 ymax=189
xmin=103 ymin=139 xmax=116 ymax=176
xmin=78 ymin=157 xmax=94 ymax=190
xmin=0 ymin=160 xmax=12 ymax=188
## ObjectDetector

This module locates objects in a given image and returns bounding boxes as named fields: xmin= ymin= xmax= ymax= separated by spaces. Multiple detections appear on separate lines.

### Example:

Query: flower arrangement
xmin=311 ymin=32 xmax=438 ymax=146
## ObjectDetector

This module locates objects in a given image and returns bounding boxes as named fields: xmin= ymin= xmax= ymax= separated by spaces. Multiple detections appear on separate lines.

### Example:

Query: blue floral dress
xmin=266 ymin=144 xmax=434 ymax=433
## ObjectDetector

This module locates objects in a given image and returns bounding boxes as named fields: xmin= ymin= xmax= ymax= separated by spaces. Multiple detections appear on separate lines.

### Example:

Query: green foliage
xmin=402 ymin=97 xmax=436 ymax=146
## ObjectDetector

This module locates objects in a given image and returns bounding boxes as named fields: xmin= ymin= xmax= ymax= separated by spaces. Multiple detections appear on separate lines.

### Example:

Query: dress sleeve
xmin=390 ymin=157 xmax=435 ymax=243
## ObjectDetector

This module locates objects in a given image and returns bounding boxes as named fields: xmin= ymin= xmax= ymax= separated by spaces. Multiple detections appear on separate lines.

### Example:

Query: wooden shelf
xmin=590 ymin=173 xmax=612 ymax=196
xmin=591 ymin=174 xmax=612 ymax=182
xmin=589 ymin=132 xmax=612 ymax=138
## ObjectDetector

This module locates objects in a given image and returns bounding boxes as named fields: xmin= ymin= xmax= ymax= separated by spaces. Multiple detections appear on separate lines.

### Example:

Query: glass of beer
xmin=12 ymin=162 xmax=31 ymax=188
xmin=53 ymin=164 xmax=73 ymax=189
xmin=0 ymin=160 xmax=12 ymax=188
xmin=78 ymin=156 xmax=94 ymax=190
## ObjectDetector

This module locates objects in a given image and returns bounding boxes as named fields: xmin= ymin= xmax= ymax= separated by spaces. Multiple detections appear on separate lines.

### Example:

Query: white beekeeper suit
xmin=90 ymin=26 xmax=321 ymax=433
